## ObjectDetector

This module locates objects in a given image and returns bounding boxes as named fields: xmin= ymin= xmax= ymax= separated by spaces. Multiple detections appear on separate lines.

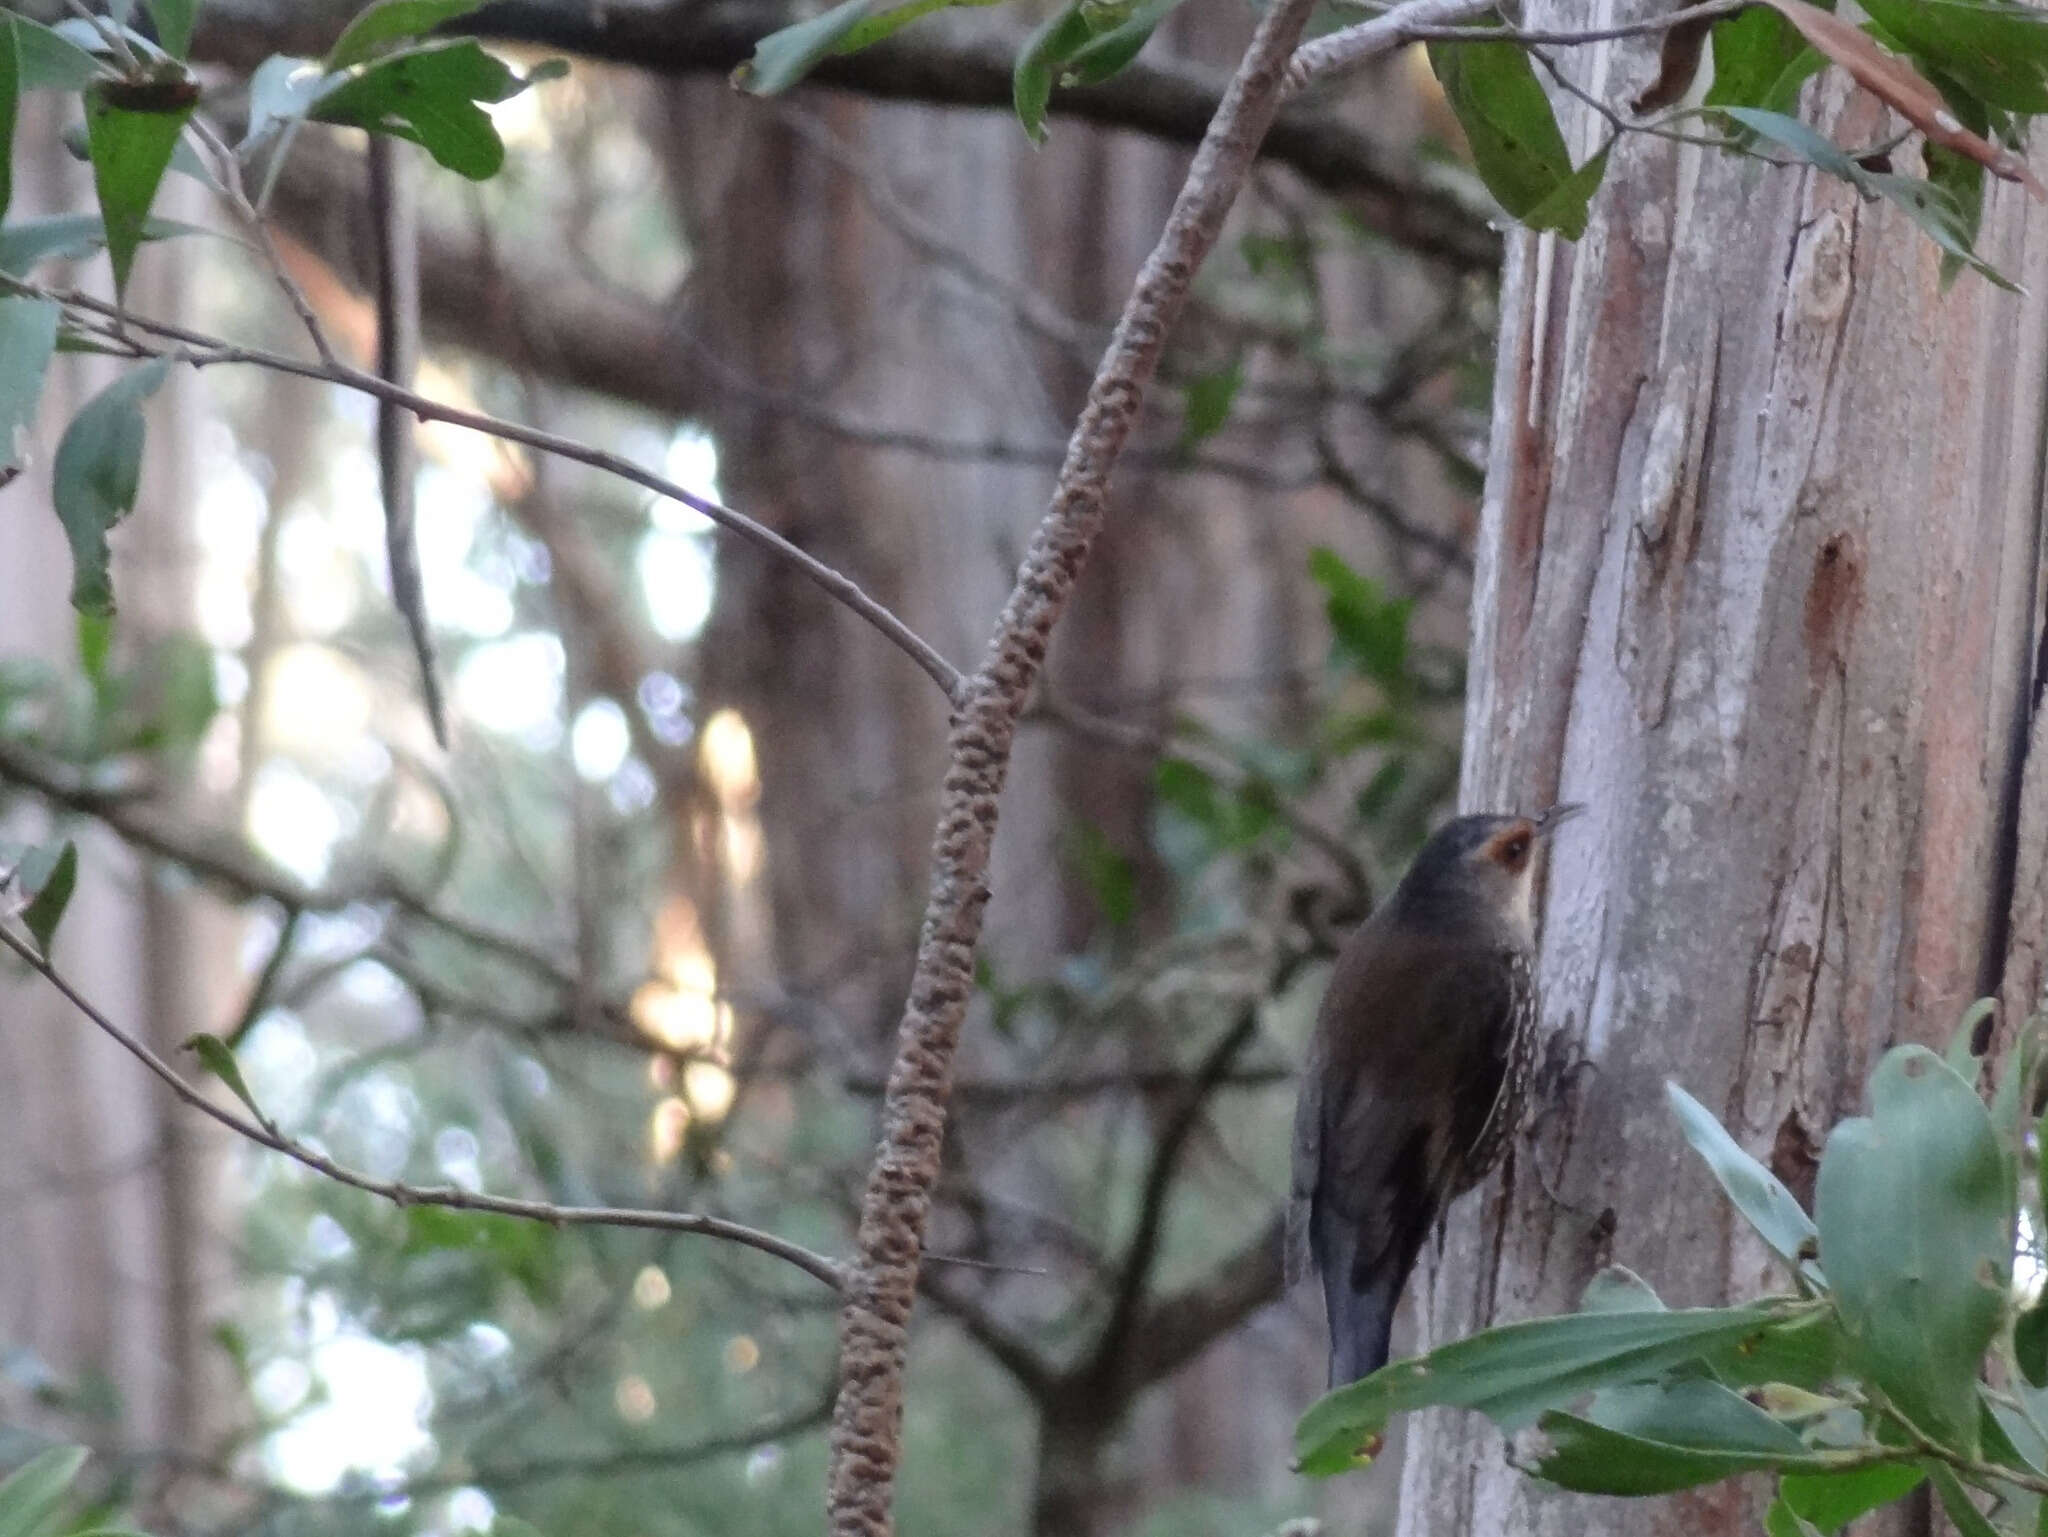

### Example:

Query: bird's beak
xmin=1533 ymin=801 xmax=1586 ymax=838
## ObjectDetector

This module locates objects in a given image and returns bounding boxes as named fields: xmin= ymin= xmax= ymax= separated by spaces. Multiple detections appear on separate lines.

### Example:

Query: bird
xmin=1288 ymin=803 xmax=1583 ymax=1387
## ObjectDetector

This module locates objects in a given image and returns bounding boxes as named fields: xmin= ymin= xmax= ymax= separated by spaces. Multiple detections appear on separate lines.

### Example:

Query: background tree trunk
xmin=0 ymin=107 xmax=236 ymax=1509
xmin=1396 ymin=20 xmax=2048 ymax=1537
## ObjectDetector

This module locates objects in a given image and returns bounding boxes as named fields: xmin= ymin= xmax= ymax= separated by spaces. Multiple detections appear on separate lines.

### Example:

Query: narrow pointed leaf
xmin=20 ymin=840 xmax=76 ymax=954
xmin=182 ymin=1032 xmax=270 ymax=1125
xmin=1667 ymin=1080 xmax=1823 ymax=1282
xmin=51 ymin=357 xmax=170 ymax=615
xmin=143 ymin=0 xmax=198 ymax=58
xmin=0 ymin=296 xmax=59 ymax=471
xmin=1062 ymin=0 xmax=1186 ymax=85
xmin=325 ymin=0 xmax=483 ymax=69
xmin=734 ymin=0 xmax=872 ymax=95
xmin=0 ymin=1445 xmax=87 ymax=1537
xmin=1012 ymin=1 xmax=1093 ymax=142
xmin=0 ymin=19 xmax=20 ymax=222
xmin=11 ymin=16 xmax=101 ymax=90
xmin=83 ymin=78 xmax=196 ymax=298
xmin=1293 ymin=1299 xmax=1813 ymax=1476
xmin=1530 ymin=1380 xmax=1820 ymax=1495
xmin=1926 ymin=1460 xmax=2005 ymax=1537
xmin=1428 ymin=36 xmax=1599 ymax=236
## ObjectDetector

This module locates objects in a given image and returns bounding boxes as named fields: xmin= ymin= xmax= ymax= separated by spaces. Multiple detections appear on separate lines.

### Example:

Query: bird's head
xmin=1391 ymin=803 xmax=1584 ymax=942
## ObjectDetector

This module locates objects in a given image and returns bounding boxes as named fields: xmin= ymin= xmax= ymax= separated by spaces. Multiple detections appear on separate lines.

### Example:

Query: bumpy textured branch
xmin=821 ymin=0 xmax=1323 ymax=1529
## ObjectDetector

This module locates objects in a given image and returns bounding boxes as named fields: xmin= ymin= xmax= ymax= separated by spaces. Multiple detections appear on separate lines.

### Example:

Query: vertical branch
xmin=369 ymin=136 xmax=448 ymax=746
xmin=823 ymin=0 xmax=1321 ymax=1529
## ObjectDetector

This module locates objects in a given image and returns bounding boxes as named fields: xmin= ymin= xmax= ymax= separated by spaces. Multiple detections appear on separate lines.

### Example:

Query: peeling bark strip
xmin=820 ymin=0 xmax=1324 ymax=1529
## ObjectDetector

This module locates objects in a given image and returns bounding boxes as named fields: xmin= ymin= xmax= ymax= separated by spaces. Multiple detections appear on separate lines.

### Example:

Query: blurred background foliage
xmin=0 ymin=3 xmax=1498 ymax=1533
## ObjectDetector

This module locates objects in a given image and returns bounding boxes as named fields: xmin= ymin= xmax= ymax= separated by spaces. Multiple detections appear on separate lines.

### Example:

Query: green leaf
xmin=143 ymin=0 xmax=198 ymax=58
xmin=1519 ymin=141 xmax=1610 ymax=240
xmin=10 ymin=17 xmax=101 ymax=91
xmin=1948 ymin=995 xmax=2000 ymax=1080
xmin=325 ymin=0 xmax=483 ymax=69
xmin=2017 ymin=1296 xmax=2048 ymax=1387
xmin=1293 ymin=1299 xmax=1816 ymax=1476
xmin=1579 ymin=1265 xmax=1665 ymax=1313
xmin=16 ymin=840 xmax=77 ymax=955
xmin=0 ymin=20 xmax=20 ymax=224
xmin=1530 ymin=1380 xmax=1818 ymax=1496
xmin=1666 ymin=1080 xmax=1823 ymax=1283
xmin=1178 ymin=358 xmax=1242 ymax=449
xmin=1981 ymin=1390 xmax=2047 ymax=1475
xmin=0 ymin=296 xmax=59 ymax=470
xmin=52 ymin=357 xmax=170 ymax=615
xmin=1926 ymin=1460 xmax=2005 ymax=1537
xmin=1764 ymin=1502 xmax=1826 ymax=1537
xmin=311 ymin=40 xmax=552 ymax=178
xmin=83 ymin=78 xmax=195 ymax=299
xmin=831 ymin=0 xmax=1006 ymax=57
xmin=1309 ymin=547 xmax=1413 ymax=687
xmin=1428 ymin=37 xmax=1600 ymax=238
xmin=1154 ymin=757 xmax=1224 ymax=831
xmin=76 ymin=612 xmax=112 ymax=682
xmin=734 ymin=0 xmax=872 ymax=96
xmin=1776 ymin=1464 xmax=1927 ymax=1534
xmin=182 ymin=1033 xmax=269 ymax=1125
xmin=1065 ymin=822 xmax=1138 ymax=927
xmin=1693 ymin=1304 xmax=1847 ymax=1392
xmin=242 ymin=54 xmax=335 ymax=149
xmin=1860 ymin=0 xmax=2048 ymax=113
xmin=1717 ymin=107 xmax=2016 ymax=289
xmin=0 ymin=212 xmax=204 ymax=275
xmin=1013 ymin=1 xmax=1094 ymax=143
xmin=0 ymin=1445 xmax=87 ymax=1537
xmin=1816 ymin=1044 xmax=2014 ymax=1456
xmin=1705 ymin=7 xmax=1822 ymax=117
xmin=1060 ymin=0 xmax=1185 ymax=85
xmin=1925 ymin=145 xmax=1988 ymax=291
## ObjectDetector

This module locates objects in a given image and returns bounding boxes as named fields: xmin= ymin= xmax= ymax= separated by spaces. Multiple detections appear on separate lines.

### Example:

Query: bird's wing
xmin=1307 ymin=936 xmax=1521 ymax=1265
xmin=1286 ymin=1041 xmax=1322 ymax=1288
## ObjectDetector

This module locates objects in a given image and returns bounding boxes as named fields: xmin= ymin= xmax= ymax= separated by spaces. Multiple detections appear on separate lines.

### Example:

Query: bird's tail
xmin=1323 ymin=1259 xmax=1402 ymax=1386
xmin=1314 ymin=1205 xmax=1430 ymax=1388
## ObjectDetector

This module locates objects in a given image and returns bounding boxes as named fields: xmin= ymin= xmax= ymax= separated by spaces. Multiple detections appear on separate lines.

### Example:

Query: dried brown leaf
xmin=1758 ymin=0 xmax=2045 ymax=198
xmin=1633 ymin=0 xmax=1713 ymax=114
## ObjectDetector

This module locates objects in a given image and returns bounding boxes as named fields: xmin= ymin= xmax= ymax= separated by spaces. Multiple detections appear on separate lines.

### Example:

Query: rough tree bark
xmin=1394 ymin=11 xmax=2048 ymax=1537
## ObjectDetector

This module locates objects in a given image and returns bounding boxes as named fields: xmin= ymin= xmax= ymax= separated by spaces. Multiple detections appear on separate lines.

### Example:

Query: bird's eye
xmin=1500 ymin=834 xmax=1531 ymax=863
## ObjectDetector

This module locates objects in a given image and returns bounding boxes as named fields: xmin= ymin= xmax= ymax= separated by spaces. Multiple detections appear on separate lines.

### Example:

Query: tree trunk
xmin=0 ymin=106 xmax=236 ymax=1504
xmin=1395 ymin=22 xmax=2048 ymax=1537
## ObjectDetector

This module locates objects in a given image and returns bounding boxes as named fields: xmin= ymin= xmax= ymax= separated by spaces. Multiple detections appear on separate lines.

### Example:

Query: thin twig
xmin=1336 ymin=0 xmax=1753 ymax=46
xmin=61 ymin=0 xmax=137 ymax=73
xmin=368 ymin=132 xmax=449 ymax=744
xmin=0 ymin=922 xmax=847 ymax=1291
xmin=1286 ymin=0 xmax=1515 ymax=96
xmin=8 ymin=278 xmax=965 ymax=702
xmin=188 ymin=115 xmax=343 ymax=371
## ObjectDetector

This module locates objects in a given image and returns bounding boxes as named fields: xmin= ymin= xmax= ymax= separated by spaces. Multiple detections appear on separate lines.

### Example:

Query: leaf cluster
xmin=0 ymin=0 xmax=558 ymax=620
xmin=741 ymin=0 xmax=2048 ymax=280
